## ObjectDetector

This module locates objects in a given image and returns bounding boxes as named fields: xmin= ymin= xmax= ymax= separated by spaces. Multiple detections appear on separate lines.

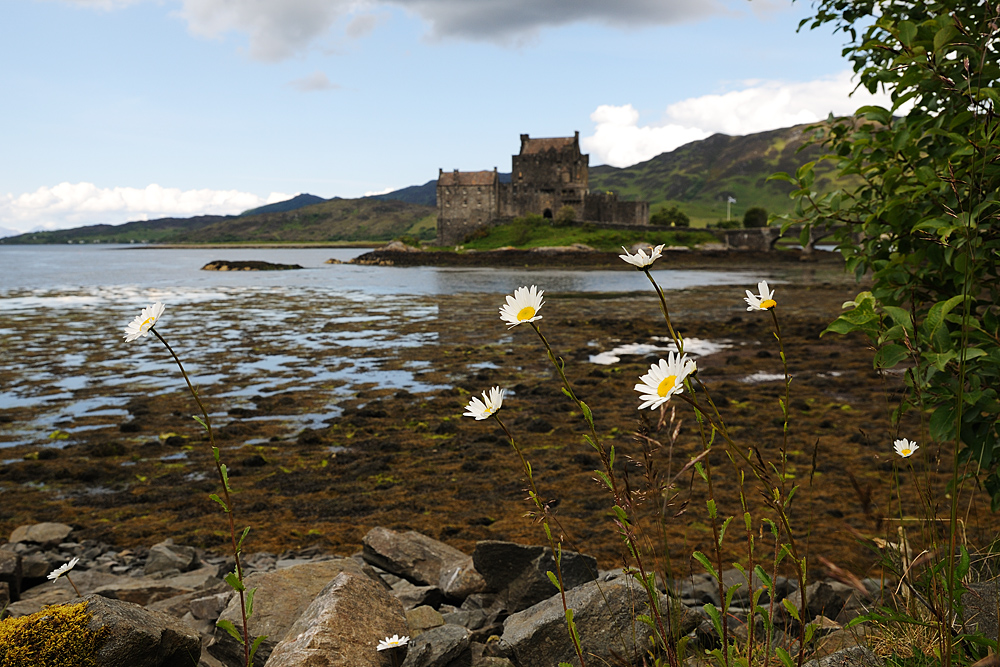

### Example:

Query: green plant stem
xmin=642 ymin=268 xmax=682 ymax=352
xmin=65 ymin=574 xmax=81 ymax=598
xmin=527 ymin=321 xmax=672 ymax=656
xmin=151 ymin=328 xmax=251 ymax=667
xmin=492 ymin=414 xmax=587 ymax=667
xmin=769 ymin=308 xmax=792 ymax=496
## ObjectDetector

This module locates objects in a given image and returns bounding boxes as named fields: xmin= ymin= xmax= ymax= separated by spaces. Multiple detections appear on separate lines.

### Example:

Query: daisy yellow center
xmin=901 ymin=448 xmax=912 ymax=456
xmin=140 ymin=316 xmax=156 ymax=330
xmin=517 ymin=306 xmax=536 ymax=321
xmin=760 ymin=299 xmax=776 ymax=309
xmin=657 ymin=374 xmax=677 ymax=397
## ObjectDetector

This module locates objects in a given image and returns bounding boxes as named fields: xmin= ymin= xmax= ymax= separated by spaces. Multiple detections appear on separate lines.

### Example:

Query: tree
xmin=553 ymin=205 xmax=577 ymax=227
xmin=776 ymin=1 xmax=1000 ymax=511
xmin=650 ymin=205 xmax=690 ymax=227
xmin=742 ymin=206 xmax=768 ymax=228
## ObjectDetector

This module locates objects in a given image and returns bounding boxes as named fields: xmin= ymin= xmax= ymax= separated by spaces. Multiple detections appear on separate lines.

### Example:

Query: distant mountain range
xmin=1 ymin=122 xmax=837 ymax=244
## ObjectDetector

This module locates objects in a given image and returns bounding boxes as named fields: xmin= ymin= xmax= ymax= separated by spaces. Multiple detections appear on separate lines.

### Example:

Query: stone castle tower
xmin=437 ymin=132 xmax=649 ymax=245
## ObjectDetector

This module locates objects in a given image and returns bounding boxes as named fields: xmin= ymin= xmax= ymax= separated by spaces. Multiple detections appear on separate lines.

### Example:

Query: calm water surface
xmin=0 ymin=245 xmax=770 ymax=449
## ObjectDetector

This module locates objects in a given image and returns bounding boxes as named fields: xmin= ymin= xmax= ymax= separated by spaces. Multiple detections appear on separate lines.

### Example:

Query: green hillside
xmin=2 ymin=198 xmax=436 ymax=245
xmin=588 ymin=123 xmax=838 ymax=226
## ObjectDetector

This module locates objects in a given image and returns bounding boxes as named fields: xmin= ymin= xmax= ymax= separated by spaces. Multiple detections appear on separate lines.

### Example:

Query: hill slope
xmin=240 ymin=193 xmax=327 ymax=216
xmin=588 ymin=123 xmax=836 ymax=224
xmin=2 ymin=198 xmax=436 ymax=244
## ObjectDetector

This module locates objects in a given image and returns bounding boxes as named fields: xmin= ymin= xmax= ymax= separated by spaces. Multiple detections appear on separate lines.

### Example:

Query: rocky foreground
xmin=4 ymin=521 xmax=997 ymax=666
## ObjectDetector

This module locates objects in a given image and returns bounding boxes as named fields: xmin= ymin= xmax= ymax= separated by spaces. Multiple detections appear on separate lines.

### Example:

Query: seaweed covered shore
xmin=1 ymin=274 xmax=994 ymax=579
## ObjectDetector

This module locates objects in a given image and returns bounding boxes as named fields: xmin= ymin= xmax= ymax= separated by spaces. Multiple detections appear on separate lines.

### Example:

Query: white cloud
xmin=289 ymin=71 xmax=340 ymax=92
xmin=362 ymin=187 xmax=395 ymax=196
xmin=0 ymin=183 xmax=292 ymax=234
xmin=583 ymin=71 xmax=897 ymax=167
xmin=54 ymin=0 xmax=141 ymax=8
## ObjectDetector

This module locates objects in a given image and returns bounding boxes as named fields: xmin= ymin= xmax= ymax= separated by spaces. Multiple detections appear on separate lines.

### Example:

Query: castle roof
xmin=520 ymin=136 xmax=577 ymax=155
xmin=438 ymin=170 xmax=497 ymax=186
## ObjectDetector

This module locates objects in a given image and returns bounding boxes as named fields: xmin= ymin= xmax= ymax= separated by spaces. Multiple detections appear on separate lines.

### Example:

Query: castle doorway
xmin=542 ymin=208 xmax=553 ymax=219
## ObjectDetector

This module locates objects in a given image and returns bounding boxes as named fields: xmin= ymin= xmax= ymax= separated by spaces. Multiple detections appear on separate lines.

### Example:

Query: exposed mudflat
xmin=0 ymin=269 xmax=993 ymax=580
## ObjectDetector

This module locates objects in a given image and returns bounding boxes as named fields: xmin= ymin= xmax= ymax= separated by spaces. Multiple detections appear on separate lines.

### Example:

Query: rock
xmin=500 ymin=575 xmax=696 ymax=666
xmin=209 ymin=557 xmax=377 ymax=667
xmin=803 ymin=645 xmax=883 ymax=667
xmin=780 ymin=581 xmax=856 ymax=625
xmin=392 ymin=578 xmax=444 ymax=610
xmin=201 ymin=260 xmax=303 ymax=271
xmin=439 ymin=557 xmax=487 ymax=600
xmin=262 ymin=571 xmax=408 ymax=667
xmin=7 ymin=569 xmax=124 ymax=617
xmin=145 ymin=539 xmax=199 ymax=575
xmin=9 ymin=522 xmax=73 ymax=547
xmin=0 ymin=581 xmax=9 ymax=611
xmin=363 ymin=527 xmax=471 ymax=591
xmin=472 ymin=541 xmax=597 ymax=613
xmin=962 ymin=580 xmax=999 ymax=640
xmin=406 ymin=605 xmax=445 ymax=637
xmin=190 ymin=592 xmax=233 ymax=621
xmin=84 ymin=594 xmax=203 ymax=667
xmin=0 ymin=550 xmax=23 ymax=601
xmin=21 ymin=553 xmax=53 ymax=580
xmin=93 ymin=578 xmax=198 ymax=607
xmin=401 ymin=624 xmax=471 ymax=667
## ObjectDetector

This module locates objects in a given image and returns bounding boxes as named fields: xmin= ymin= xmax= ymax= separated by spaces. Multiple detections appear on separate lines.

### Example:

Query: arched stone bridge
xmin=721 ymin=224 xmax=854 ymax=252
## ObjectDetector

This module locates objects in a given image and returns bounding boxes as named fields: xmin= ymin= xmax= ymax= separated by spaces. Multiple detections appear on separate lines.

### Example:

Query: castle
xmin=436 ymin=132 xmax=649 ymax=245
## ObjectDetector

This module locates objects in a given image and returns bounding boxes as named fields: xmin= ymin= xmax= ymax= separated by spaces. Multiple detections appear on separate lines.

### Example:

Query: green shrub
xmin=650 ymin=205 xmax=690 ymax=227
xmin=742 ymin=206 xmax=768 ymax=228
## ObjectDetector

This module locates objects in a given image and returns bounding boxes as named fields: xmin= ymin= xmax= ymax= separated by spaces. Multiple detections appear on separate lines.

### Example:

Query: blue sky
xmin=0 ymin=0 xmax=887 ymax=234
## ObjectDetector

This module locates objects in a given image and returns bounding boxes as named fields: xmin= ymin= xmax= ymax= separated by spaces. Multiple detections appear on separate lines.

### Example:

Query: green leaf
xmin=898 ymin=20 xmax=917 ymax=46
xmin=216 ymin=619 xmax=244 ymax=644
xmin=546 ymin=570 xmax=561 ymax=590
xmin=579 ymin=400 xmax=593 ymax=426
xmin=225 ymin=571 xmax=245 ymax=593
xmin=192 ymin=415 xmax=209 ymax=431
xmin=220 ymin=464 xmax=231 ymax=493
xmin=781 ymin=597 xmax=801 ymax=622
xmin=933 ymin=24 xmax=958 ymax=52
xmin=249 ymin=635 xmax=267 ymax=663
xmin=706 ymin=498 xmax=717 ymax=519
xmin=692 ymin=551 xmax=719 ymax=580
xmin=718 ymin=516 xmax=733 ymax=547
xmin=245 ymin=586 xmax=257 ymax=618
xmin=775 ymin=647 xmax=795 ymax=667
xmin=237 ymin=526 xmax=251 ymax=551
xmin=874 ymin=343 xmax=909 ymax=369
xmin=208 ymin=494 xmax=229 ymax=512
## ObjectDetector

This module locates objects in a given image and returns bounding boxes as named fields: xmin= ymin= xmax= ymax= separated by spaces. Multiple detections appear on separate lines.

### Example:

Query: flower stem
xmin=151 ymin=327 xmax=251 ymax=667
xmin=493 ymin=415 xmax=587 ymax=667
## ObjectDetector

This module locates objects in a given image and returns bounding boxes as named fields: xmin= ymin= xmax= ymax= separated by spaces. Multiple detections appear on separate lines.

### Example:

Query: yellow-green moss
xmin=0 ymin=600 xmax=110 ymax=667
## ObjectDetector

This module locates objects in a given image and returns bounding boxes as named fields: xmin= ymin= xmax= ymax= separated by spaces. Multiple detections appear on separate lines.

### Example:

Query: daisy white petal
xmin=499 ymin=286 xmax=544 ymax=328
xmin=48 ymin=557 xmax=80 ymax=581
xmin=893 ymin=438 xmax=919 ymax=458
xmin=619 ymin=244 xmax=665 ymax=268
xmin=634 ymin=352 xmax=696 ymax=410
xmin=377 ymin=634 xmax=410 ymax=651
xmin=744 ymin=280 xmax=776 ymax=311
xmin=123 ymin=302 xmax=166 ymax=342
xmin=464 ymin=386 xmax=505 ymax=420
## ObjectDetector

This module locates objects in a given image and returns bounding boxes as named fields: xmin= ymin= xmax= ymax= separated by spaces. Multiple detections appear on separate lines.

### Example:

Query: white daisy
xmin=894 ymin=438 xmax=919 ymax=458
xmin=48 ymin=557 xmax=80 ymax=581
xmin=464 ymin=386 xmax=505 ymax=420
xmin=619 ymin=244 xmax=665 ymax=268
xmin=123 ymin=302 xmax=166 ymax=342
xmin=499 ymin=285 xmax=544 ymax=328
xmin=744 ymin=280 xmax=777 ymax=311
xmin=635 ymin=352 xmax=696 ymax=410
xmin=377 ymin=634 xmax=410 ymax=651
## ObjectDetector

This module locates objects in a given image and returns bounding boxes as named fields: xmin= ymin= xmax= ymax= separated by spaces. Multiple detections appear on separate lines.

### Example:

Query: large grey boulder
xmin=145 ymin=539 xmax=199 ymax=575
xmin=472 ymin=541 xmax=597 ymax=613
xmin=803 ymin=646 xmax=883 ymax=667
xmin=401 ymin=624 xmax=471 ymax=667
xmin=85 ymin=594 xmax=203 ymax=667
xmin=209 ymin=557 xmax=381 ymax=667
xmin=262 ymin=571 xmax=408 ymax=667
xmin=6 ymin=569 xmax=124 ymax=617
xmin=0 ymin=550 xmax=23 ymax=602
xmin=9 ymin=522 xmax=73 ymax=547
xmin=962 ymin=580 xmax=999 ymax=640
xmin=363 ymin=528 xmax=485 ymax=599
xmin=499 ymin=575 xmax=696 ymax=667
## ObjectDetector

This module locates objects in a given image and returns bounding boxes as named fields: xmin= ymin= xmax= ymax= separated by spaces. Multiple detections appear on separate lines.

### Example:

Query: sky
xmin=0 ymin=0 xmax=890 ymax=235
